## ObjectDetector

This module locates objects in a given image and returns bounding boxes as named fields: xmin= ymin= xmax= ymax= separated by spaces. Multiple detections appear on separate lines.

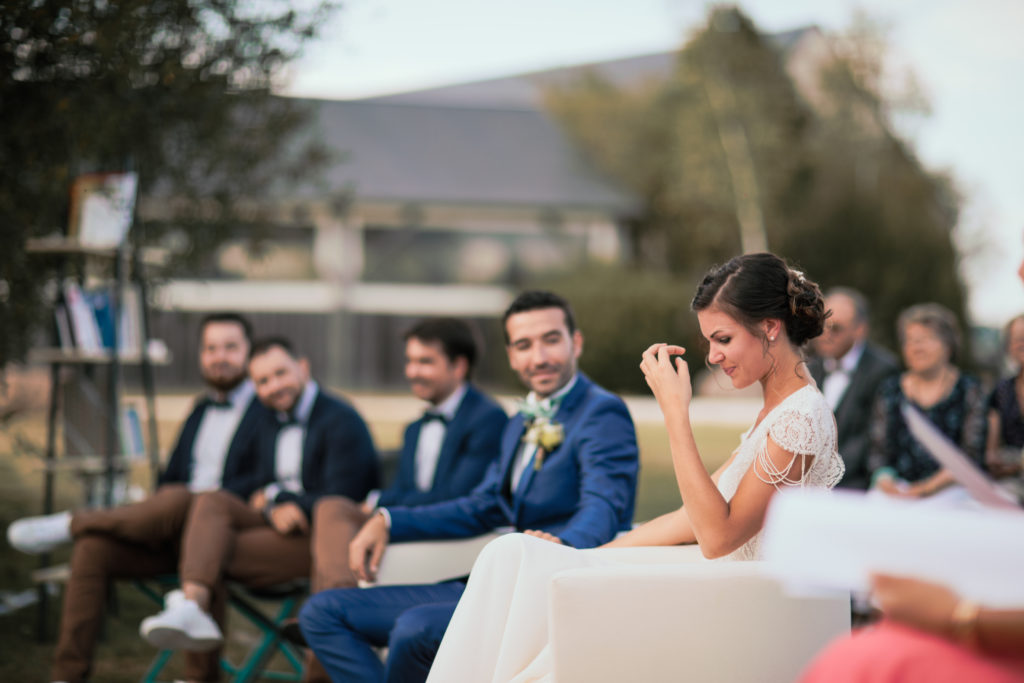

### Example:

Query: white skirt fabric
xmin=426 ymin=533 xmax=616 ymax=683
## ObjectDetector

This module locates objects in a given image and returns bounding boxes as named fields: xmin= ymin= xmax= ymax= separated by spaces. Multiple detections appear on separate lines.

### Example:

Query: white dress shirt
xmin=189 ymin=381 xmax=255 ymax=493
xmin=510 ymin=374 xmax=577 ymax=493
xmin=822 ymin=342 xmax=865 ymax=411
xmin=264 ymin=380 xmax=319 ymax=502
xmin=414 ymin=382 xmax=468 ymax=492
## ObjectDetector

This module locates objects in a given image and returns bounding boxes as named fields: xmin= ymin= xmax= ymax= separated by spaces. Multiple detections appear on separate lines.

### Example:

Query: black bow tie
xmin=422 ymin=411 xmax=448 ymax=425
xmin=277 ymin=413 xmax=301 ymax=427
xmin=205 ymin=397 xmax=232 ymax=409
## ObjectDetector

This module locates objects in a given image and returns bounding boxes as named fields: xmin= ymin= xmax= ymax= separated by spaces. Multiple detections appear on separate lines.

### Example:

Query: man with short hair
xmin=7 ymin=312 xmax=272 ymax=683
xmin=139 ymin=337 xmax=379 ymax=682
xmin=298 ymin=291 xmax=640 ymax=683
xmin=313 ymin=317 xmax=508 ymax=588
xmin=809 ymin=287 xmax=899 ymax=489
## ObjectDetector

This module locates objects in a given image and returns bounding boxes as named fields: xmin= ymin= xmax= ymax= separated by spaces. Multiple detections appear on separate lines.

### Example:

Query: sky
xmin=279 ymin=0 xmax=1024 ymax=328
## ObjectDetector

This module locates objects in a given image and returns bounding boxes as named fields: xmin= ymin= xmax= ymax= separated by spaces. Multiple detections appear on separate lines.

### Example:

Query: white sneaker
xmin=7 ymin=511 xmax=72 ymax=554
xmin=139 ymin=589 xmax=223 ymax=651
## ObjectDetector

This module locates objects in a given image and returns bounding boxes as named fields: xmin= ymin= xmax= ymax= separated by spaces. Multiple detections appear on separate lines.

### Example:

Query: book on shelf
xmin=119 ymin=404 xmax=146 ymax=460
xmin=63 ymin=281 xmax=103 ymax=352
xmin=54 ymin=304 xmax=75 ymax=351
xmin=60 ymin=282 xmax=143 ymax=355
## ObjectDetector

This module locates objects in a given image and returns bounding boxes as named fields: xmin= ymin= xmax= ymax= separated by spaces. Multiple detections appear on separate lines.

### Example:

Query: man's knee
xmin=299 ymin=588 xmax=350 ymax=635
xmin=189 ymin=489 xmax=235 ymax=517
xmin=389 ymin=604 xmax=452 ymax=659
xmin=70 ymin=535 xmax=117 ymax=576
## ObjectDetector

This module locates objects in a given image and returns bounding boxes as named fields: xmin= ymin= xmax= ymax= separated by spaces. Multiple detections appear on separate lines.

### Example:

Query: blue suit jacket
xmin=158 ymin=393 xmax=271 ymax=500
xmin=255 ymin=387 xmax=380 ymax=519
xmin=387 ymin=374 xmax=638 ymax=549
xmin=377 ymin=384 xmax=508 ymax=508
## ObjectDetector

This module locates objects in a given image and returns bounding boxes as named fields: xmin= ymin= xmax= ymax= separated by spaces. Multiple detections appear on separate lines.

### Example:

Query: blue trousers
xmin=299 ymin=581 xmax=464 ymax=683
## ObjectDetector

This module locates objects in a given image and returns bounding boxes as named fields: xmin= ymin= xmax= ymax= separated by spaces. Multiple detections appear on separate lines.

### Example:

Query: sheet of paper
xmin=762 ymin=488 xmax=1024 ymax=607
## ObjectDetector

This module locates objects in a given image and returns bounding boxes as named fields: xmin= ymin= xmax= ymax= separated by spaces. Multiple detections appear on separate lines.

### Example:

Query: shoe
xmin=7 ymin=511 xmax=72 ymax=554
xmin=279 ymin=617 xmax=307 ymax=647
xmin=139 ymin=589 xmax=223 ymax=651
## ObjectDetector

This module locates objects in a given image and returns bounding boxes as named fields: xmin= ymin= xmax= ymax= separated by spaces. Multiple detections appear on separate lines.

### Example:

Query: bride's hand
xmin=640 ymin=343 xmax=691 ymax=410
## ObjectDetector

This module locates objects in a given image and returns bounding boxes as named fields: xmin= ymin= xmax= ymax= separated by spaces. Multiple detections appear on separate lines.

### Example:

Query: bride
xmin=426 ymin=252 xmax=846 ymax=682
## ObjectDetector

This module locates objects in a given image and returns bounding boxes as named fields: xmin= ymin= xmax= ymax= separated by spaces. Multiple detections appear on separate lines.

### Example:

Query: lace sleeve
xmin=754 ymin=407 xmax=835 ymax=488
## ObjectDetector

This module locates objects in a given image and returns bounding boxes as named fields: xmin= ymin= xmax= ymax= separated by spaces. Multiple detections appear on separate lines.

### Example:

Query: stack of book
xmin=55 ymin=281 xmax=143 ymax=355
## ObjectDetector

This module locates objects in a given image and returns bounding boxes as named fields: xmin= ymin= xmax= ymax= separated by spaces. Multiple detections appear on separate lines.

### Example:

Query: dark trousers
xmin=298 ymin=582 xmax=464 ymax=683
xmin=52 ymin=484 xmax=222 ymax=683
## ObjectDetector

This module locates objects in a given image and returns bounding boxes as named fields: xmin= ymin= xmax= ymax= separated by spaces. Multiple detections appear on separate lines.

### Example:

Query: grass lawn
xmin=0 ymin=405 xmax=745 ymax=681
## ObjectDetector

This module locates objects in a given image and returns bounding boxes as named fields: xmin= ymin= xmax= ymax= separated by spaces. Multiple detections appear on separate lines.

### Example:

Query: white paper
xmin=762 ymin=488 xmax=1024 ymax=607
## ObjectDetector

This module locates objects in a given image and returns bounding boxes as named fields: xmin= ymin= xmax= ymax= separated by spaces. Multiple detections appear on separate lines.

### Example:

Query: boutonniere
xmin=522 ymin=417 xmax=564 ymax=470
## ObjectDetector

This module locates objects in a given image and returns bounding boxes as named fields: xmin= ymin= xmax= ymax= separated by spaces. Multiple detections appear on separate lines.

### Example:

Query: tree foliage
xmin=545 ymin=6 xmax=967 ymax=357
xmin=0 ymin=0 xmax=335 ymax=366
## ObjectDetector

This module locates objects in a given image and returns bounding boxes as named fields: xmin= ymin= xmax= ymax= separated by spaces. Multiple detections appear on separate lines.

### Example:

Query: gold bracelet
xmin=949 ymin=599 xmax=981 ymax=648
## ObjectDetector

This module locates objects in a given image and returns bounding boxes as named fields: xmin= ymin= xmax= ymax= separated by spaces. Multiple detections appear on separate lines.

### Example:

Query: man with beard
xmin=7 ymin=312 xmax=273 ymax=683
xmin=139 ymin=336 xmax=379 ymax=683
xmin=297 ymin=291 xmax=640 ymax=683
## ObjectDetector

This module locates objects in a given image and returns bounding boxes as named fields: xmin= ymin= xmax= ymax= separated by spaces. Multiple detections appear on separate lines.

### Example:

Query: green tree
xmin=0 ymin=0 xmax=335 ymax=366
xmin=545 ymin=5 xmax=966 ymax=358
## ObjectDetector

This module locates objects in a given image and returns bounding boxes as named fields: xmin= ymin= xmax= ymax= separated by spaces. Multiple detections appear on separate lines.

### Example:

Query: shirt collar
xmin=430 ymin=382 xmax=468 ymax=422
xmin=838 ymin=341 xmax=866 ymax=373
xmin=278 ymin=380 xmax=318 ymax=425
xmin=525 ymin=373 xmax=578 ymax=414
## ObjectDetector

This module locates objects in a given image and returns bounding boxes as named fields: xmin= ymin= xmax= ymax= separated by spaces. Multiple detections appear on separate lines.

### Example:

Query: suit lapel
xmin=512 ymin=375 xmax=591 ymax=508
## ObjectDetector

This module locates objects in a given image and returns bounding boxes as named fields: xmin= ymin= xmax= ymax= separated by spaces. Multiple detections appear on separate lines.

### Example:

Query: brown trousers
xmin=52 ymin=484 xmax=221 ymax=683
xmin=179 ymin=492 xmax=368 ymax=683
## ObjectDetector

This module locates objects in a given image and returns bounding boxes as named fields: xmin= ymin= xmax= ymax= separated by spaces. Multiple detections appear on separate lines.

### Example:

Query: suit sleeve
xmin=157 ymin=407 xmax=200 ymax=487
xmin=555 ymin=396 xmax=638 ymax=549
xmin=379 ymin=406 xmax=508 ymax=508
xmin=386 ymin=445 xmax=513 ymax=542
xmin=376 ymin=423 xmax=419 ymax=508
xmin=220 ymin=410 xmax=275 ymax=500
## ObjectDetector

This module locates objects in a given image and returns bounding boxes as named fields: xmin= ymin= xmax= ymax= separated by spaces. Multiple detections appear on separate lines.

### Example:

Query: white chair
xmin=366 ymin=531 xmax=507 ymax=586
xmin=547 ymin=559 xmax=850 ymax=683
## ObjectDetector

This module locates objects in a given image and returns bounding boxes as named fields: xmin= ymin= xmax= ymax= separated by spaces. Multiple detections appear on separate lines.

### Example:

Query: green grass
xmin=0 ymin=407 xmax=745 ymax=682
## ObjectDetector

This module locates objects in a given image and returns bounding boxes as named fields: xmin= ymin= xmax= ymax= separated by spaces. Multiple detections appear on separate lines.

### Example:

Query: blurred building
xmin=146 ymin=26 xmax=829 ymax=390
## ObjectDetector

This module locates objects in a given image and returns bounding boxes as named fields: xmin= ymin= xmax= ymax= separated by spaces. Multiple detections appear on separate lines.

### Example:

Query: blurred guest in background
xmin=868 ymin=303 xmax=987 ymax=500
xmin=809 ymin=287 xmax=899 ymax=489
xmin=986 ymin=314 xmax=1024 ymax=501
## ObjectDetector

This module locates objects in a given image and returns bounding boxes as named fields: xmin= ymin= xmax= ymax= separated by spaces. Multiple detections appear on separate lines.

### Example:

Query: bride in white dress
xmin=426 ymin=253 xmax=845 ymax=682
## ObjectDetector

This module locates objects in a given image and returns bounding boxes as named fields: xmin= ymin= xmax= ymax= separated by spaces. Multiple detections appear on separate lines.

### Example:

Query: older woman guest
xmin=985 ymin=314 xmax=1024 ymax=496
xmin=868 ymin=303 xmax=988 ymax=500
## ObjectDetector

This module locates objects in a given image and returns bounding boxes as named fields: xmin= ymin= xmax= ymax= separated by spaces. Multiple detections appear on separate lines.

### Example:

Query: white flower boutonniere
xmin=522 ymin=417 xmax=565 ymax=471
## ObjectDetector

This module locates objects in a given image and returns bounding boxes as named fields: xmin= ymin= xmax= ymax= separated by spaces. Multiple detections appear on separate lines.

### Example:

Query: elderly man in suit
xmin=139 ymin=336 xmax=379 ymax=682
xmin=297 ymin=290 xmax=640 ymax=683
xmin=7 ymin=312 xmax=273 ymax=683
xmin=809 ymin=287 xmax=899 ymax=489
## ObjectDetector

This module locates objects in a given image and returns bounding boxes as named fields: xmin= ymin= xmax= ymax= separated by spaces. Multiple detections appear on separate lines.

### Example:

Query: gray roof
xmin=369 ymin=27 xmax=818 ymax=110
xmin=295 ymin=98 xmax=636 ymax=211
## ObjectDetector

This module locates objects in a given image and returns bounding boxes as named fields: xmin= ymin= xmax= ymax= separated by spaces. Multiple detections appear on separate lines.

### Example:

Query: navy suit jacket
xmin=387 ymin=374 xmax=639 ymax=549
xmin=255 ymin=387 xmax=380 ymax=519
xmin=158 ymin=392 xmax=271 ymax=500
xmin=809 ymin=342 xmax=899 ymax=489
xmin=377 ymin=384 xmax=508 ymax=508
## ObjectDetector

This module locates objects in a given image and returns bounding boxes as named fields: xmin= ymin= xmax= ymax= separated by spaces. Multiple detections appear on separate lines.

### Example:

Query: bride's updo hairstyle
xmin=691 ymin=252 xmax=828 ymax=347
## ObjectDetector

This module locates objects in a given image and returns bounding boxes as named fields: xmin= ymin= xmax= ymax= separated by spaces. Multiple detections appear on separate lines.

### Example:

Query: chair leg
xmin=227 ymin=592 xmax=304 ymax=683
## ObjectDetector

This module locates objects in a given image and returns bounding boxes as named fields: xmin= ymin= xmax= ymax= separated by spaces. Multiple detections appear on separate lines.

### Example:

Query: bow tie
xmin=517 ymin=398 xmax=560 ymax=422
xmin=277 ymin=412 xmax=301 ymax=427
xmin=422 ymin=411 xmax=448 ymax=425
xmin=205 ymin=397 xmax=232 ymax=409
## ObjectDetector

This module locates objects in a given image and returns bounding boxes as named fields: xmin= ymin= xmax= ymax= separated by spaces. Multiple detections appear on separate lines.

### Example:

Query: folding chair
xmin=135 ymin=576 xmax=307 ymax=683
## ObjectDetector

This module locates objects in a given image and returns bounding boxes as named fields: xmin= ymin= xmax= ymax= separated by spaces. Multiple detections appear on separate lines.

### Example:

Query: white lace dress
xmin=426 ymin=384 xmax=844 ymax=683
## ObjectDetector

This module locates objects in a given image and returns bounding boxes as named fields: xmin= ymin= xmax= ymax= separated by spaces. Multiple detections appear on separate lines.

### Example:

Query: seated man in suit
xmin=808 ymin=287 xmax=899 ymax=489
xmin=312 ymin=317 xmax=509 ymax=588
xmin=298 ymin=291 xmax=640 ymax=683
xmin=7 ymin=312 xmax=273 ymax=683
xmin=138 ymin=337 xmax=379 ymax=682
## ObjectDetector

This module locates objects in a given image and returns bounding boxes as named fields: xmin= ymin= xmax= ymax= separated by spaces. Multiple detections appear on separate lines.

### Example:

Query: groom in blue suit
xmin=299 ymin=291 xmax=639 ymax=682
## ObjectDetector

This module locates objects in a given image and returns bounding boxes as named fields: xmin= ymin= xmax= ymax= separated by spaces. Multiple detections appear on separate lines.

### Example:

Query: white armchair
xmin=547 ymin=559 xmax=850 ymax=683
xmin=366 ymin=531 xmax=507 ymax=586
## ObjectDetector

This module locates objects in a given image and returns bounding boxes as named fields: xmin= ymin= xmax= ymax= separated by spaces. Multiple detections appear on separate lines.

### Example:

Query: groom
xmin=298 ymin=290 xmax=639 ymax=682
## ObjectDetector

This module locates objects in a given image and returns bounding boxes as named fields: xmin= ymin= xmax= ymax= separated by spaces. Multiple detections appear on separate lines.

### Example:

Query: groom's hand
xmin=524 ymin=529 xmax=564 ymax=545
xmin=349 ymin=512 xmax=389 ymax=582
